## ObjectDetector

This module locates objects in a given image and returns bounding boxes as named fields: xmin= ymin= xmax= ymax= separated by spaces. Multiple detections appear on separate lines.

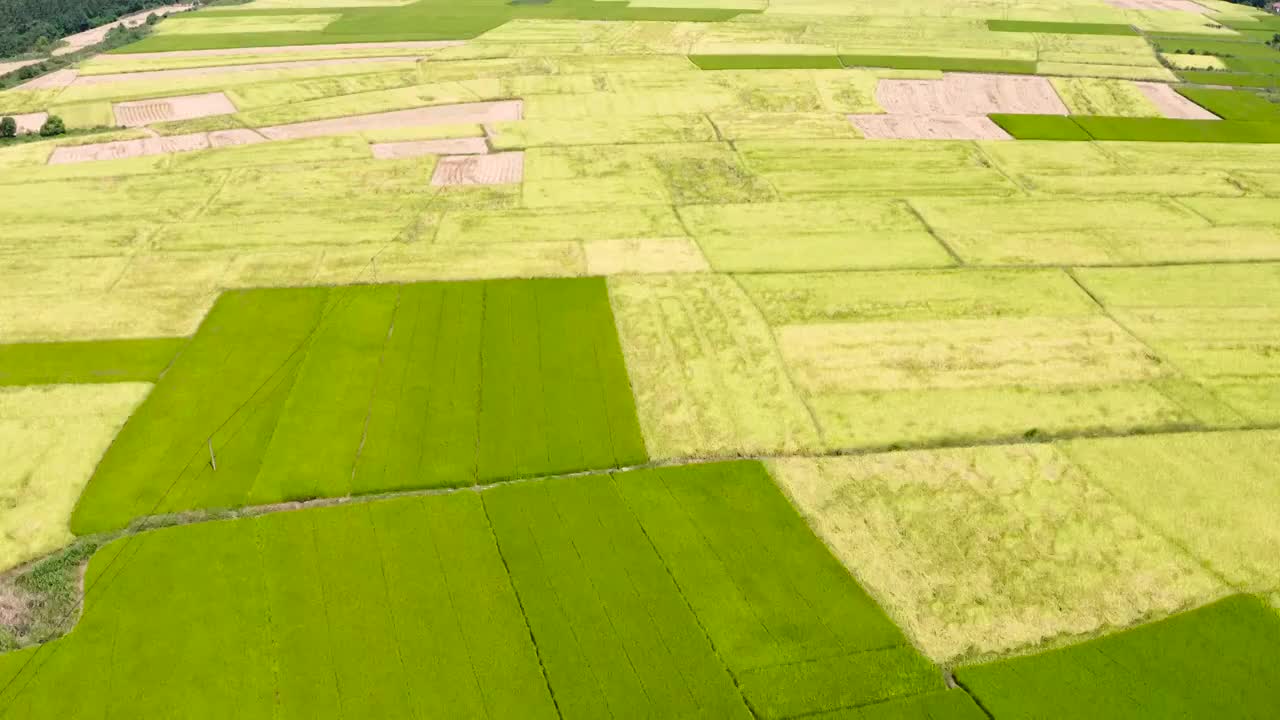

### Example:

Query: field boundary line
xmin=728 ymin=273 xmax=826 ymax=446
xmin=901 ymin=199 xmax=965 ymax=266
xmin=613 ymin=471 xmax=759 ymax=719
xmin=1064 ymin=267 xmax=1244 ymax=422
xmin=349 ymin=287 xmax=403 ymax=487
xmin=478 ymin=495 xmax=566 ymax=720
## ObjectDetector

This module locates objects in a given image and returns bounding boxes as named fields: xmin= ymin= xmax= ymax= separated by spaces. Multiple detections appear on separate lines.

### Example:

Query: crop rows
xmin=0 ymin=461 xmax=981 ymax=718
xmin=70 ymin=277 xmax=645 ymax=534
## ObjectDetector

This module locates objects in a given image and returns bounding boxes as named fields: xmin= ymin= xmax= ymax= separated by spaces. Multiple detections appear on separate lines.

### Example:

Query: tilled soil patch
xmin=113 ymin=91 xmax=238 ymax=127
xmin=850 ymin=114 xmax=1013 ymax=140
xmin=371 ymin=137 xmax=489 ymax=159
xmin=430 ymin=151 xmax=525 ymax=186
xmin=1135 ymin=81 xmax=1218 ymax=120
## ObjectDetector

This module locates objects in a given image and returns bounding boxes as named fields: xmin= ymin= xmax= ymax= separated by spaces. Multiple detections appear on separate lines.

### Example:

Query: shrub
xmin=39 ymin=115 xmax=65 ymax=137
xmin=0 ymin=116 xmax=15 ymax=138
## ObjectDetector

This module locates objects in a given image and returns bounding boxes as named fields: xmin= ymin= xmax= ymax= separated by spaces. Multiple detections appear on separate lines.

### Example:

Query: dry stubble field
xmin=0 ymin=0 xmax=1279 ymax=717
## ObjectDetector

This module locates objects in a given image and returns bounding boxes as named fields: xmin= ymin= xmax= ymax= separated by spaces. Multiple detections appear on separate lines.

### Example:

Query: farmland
xmin=1 ymin=0 xmax=1279 ymax=715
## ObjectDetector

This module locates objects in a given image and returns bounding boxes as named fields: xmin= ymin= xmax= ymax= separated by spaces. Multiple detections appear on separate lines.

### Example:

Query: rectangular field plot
xmin=0 ymin=461 xmax=961 ymax=718
xmin=956 ymin=595 xmax=1280 ymax=718
xmin=772 ymin=444 xmax=1223 ymax=662
xmin=0 ymin=385 xmax=150 ymax=573
xmin=1063 ymin=430 xmax=1280 ymax=591
xmin=0 ymin=338 xmax=185 ymax=386
xmin=0 ymin=493 xmax=559 ymax=719
xmin=1076 ymin=263 xmax=1280 ymax=423
xmin=738 ymin=269 xmax=1215 ymax=449
xmin=70 ymin=278 xmax=646 ymax=534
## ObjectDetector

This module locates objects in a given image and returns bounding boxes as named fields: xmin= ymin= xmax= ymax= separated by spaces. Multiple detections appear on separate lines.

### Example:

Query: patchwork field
xmin=1 ymin=0 xmax=1279 ymax=716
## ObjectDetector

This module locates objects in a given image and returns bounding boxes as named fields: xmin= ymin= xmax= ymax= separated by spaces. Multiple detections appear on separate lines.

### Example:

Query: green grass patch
xmin=1222 ymin=55 xmax=1280 ymax=75
xmin=0 ymin=338 xmax=186 ymax=386
xmin=1178 ymin=70 xmax=1280 ymax=89
xmin=1150 ymin=34 xmax=1280 ymax=59
xmin=957 ymin=595 xmax=1280 ymax=718
xmin=1175 ymin=87 xmax=1280 ymax=120
xmin=986 ymin=19 xmax=1138 ymax=36
xmin=690 ymin=54 xmax=843 ymax=70
xmin=838 ymin=54 xmax=1036 ymax=74
xmin=1073 ymin=115 xmax=1280 ymax=142
xmin=989 ymin=113 xmax=1092 ymax=140
xmin=69 ymin=278 xmax=647 ymax=534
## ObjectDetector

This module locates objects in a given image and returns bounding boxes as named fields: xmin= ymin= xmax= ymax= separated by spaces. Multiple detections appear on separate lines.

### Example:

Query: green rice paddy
xmin=70 ymin=278 xmax=645 ymax=534
xmin=2 ymin=0 xmax=1280 ymax=714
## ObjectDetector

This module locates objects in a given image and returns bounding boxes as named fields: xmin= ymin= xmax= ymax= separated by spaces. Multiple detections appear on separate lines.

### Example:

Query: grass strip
xmin=0 ymin=338 xmax=186 ymax=386
xmin=986 ymin=19 xmax=1138 ymax=35
xmin=957 ymin=594 xmax=1280 ymax=718
xmin=1073 ymin=115 xmax=1280 ymax=142
xmin=1177 ymin=70 xmax=1280 ymax=89
xmin=1175 ymin=87 xmax=1280 ymax=120
xmin=690 ymin=54 xmax=843 ymax=70
xmin=989 ymin=113 xmax=1092 ymax=140
xmin=838 ymin=54 xmax=1036 ymax=74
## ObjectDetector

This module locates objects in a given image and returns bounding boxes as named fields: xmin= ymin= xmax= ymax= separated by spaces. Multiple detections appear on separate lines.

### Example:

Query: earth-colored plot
xmin=0 ymin=384 xmax=150 ymax=572
xmin=850 ymin=114 xmax=1011 ymax=140
xmin=608 ymin=274 xmax=821 ymax=459
xmin=12 ymin=69 xmax=77 ymax=91
xmin=46 ymin=130 xmax=266 ymax=163
xmin=771 ymin=445 xmax=1226 ymax=662
xmin=0 ymin=60 xmax=41 ymax=78
xmin=1135 ymin=81 xmax=1218 ymax=120
xmin=678 ymin=198 xmax=953 ymax=271
xmin=112 ymin=92 xmax=238 ymax=127
xmin=258 ymin=100 xmax=523 ymax=140
xmin=8 ymin=113 xmax=47 ymax=135
xmin=876 ymin=74 xmax=1069 ymax=116
xmin=430 ymin=151 xmax=525 ymax=186
xmin=1063 ymin=430 xmax=1280 ymax=591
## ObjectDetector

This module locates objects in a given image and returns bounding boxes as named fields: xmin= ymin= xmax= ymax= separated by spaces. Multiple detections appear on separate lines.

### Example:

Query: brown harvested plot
xmin=1105 ymin=0 xmax=1206 ymax=10
xmin=258 ymin=100 xmax=522 ymax=140
xmin=104 ymin=40 xmax=462 ymax=60
xmin=877 ymin=74 xmax=1069 ymax=116
xmin=74 ymin=56 xmax=423 ymax=85
xmin=112 ymin=92 xmax=238 ymax=127
xmin=10 ymin=112 xmax=48 ymax=134
xmin=47 ymin=132 xmax=214 ymax=164
xmin=0 ymin=60 xmax=41 ymax=77
xmin=431 ymin=151 xmax=524 ymax=186
xmin=1135 ymin=81 xmax=1218 ymax=120
xmin=850 ymin=114 xmax=1012 ymax=140
xmin=14 ymin=69 xmax=77 ymax=91
xmin=371 ymin=136 xmax=488 ymax=159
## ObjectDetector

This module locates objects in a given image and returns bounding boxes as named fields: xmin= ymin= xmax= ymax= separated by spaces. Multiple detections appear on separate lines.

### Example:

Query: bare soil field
xmin=74 ymin=56 xmax=422 ymax=85
xmin=113 ymin=91 xmax=238 ymax=127
xmin=431 ymin=151 xmax=525 ymax=186
xmin=1135 ymin=82 xmax=1219 ymax=120
xmin=371 ymin=137 xmax=489 ymax=158
xmin=877 ymin=74 xmax=1069 ymax=116
xmin=10 ymin=112 xmax=48 ymax=134
xmin=48 ymin=132 xmax=212 ymax=163
xmin=850 ymin=114 xmax=1013 ymax=140
xmin=259 ymin=100 xmax=522 ymax=140
xmin=15 ymin=69 xmax=78 ymax=91
xmin=0 ymin=60 xmax=42 ymax=77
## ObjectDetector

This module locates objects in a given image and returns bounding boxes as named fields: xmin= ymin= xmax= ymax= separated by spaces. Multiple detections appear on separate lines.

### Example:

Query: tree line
xmin=0 ymin=0 xmax=173 ymax=58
